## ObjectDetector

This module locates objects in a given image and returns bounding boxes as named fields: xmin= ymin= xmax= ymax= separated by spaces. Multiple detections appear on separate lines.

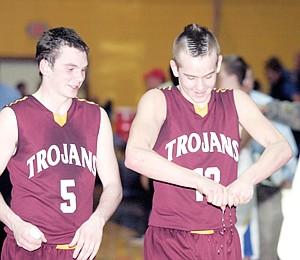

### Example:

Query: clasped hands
xmin=199 ymin=178 xmax=254 ymax=210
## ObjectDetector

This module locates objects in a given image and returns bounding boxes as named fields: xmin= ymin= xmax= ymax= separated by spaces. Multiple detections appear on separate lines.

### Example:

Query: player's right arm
xmin=0 ymin=107 xmax=46 ymax=251
xmin=125 ymin=89 xmax=228 ymax=209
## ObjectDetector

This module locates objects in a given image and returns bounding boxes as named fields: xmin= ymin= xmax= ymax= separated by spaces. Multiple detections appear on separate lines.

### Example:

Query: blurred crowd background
xmin=1 ymin=1 xmax=300 ymax=259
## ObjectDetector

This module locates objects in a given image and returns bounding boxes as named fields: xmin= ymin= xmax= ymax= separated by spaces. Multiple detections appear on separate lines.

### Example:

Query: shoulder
xmin=7 ymin=96 xmax=30 ymax=109
xmin=232 ymin=88 xmax=250 ymax=100
xmin=231 ymin=89 xmax=259 ymax=116
xmin=139 ymin=88 xmax=166 ymax=106
xmin=75 ymin=97 xmax=100 ymax=108
xmin=136 ymin=88 xmax=166 ymax=122
xmin=0 ymin=106 xmax=18 ymax=131
xmin=74 ymin=97 xmax=101 ymax=114
xmin=213 ymin=88 xmax=234 ymax=97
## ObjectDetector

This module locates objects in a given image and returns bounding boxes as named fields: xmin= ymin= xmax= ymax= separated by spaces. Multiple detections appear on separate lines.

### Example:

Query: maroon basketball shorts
xmin=1 ymin=237 xmax=76 ymax=260
xmin=144 ymin=226 xmax=242 ymax=260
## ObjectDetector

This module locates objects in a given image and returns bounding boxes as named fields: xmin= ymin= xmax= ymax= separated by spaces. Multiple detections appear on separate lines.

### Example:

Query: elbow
xmin=124 ymin=147 xmax=140 ymax=172
xmin=117 ymin=185 xmax=123 ymax=204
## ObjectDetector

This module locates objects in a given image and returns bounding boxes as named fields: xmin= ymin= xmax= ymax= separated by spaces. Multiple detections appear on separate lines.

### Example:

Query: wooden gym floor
xmin=94 ymin=182 xmax=144 ymax=260
xmin=95 ymin=221 xmax=143 ymax=260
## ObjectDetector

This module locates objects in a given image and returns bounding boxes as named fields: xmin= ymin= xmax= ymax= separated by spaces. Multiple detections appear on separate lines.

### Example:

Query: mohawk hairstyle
xmin=173 ymin=23 xmax=220 ymax=62
xmin=185 ymin=24 xmax=209 ymax=57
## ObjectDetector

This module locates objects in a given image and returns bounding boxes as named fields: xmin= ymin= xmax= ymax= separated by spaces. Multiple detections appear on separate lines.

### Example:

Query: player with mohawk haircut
xmin=125 ymin=23 xmax=292 ymax=259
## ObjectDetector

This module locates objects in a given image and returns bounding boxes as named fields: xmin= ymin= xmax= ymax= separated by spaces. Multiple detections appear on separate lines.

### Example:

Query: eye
xmin=205 ymin=73 xmax=213 ymax=79
xmin=187 ymin=75 xmax=195 ymax=80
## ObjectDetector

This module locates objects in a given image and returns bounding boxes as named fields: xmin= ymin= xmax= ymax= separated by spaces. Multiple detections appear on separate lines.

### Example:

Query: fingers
xmin=75 ymin=242 xmax=100 ymax=260
xmin=205 ymin=185 xmax=228 ymax=209
xmin=203 ymin=183 xmax=253 ymax=209
xmin=227 ymin=188 xmax=253 ymax=207
xmin=16 ymin=234 xmax=42 ymax=251
xmin=71 ymin=232 xmax=102 ymax=260
xmin=70 ymin=230 xmax=80 ymax=258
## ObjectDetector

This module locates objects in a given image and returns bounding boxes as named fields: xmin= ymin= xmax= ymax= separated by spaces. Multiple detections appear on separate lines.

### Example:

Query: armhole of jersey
xmin=7 ymin=107 xmax=19 ymax=157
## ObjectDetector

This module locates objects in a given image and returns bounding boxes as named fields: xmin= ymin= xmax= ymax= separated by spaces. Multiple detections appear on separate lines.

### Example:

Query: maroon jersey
xmin=150 ymin=86 xmax=240 ymax=231
xmin=6 ymin=96 xmax=100 ymax=244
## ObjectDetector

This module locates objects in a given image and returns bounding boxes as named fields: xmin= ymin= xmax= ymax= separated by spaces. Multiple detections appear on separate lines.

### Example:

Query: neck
xmin=33 ymin=89 xmax=72 ymax=115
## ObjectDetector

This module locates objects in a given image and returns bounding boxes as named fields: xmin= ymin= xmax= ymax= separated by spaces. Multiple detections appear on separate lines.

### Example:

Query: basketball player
xmin=0 ymin=27 xmax=122 ymax=260
xmin=125 ymin=23 xmax=292 ymax=259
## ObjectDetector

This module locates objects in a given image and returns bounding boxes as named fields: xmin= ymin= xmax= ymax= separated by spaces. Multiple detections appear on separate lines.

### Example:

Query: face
xmin=170 ymin=51 xmax=222 ymax=107
xmin=41 ymin=46 xmax=88 ymax=99
xmin=145 ymin=76 xmax=164 ymax=90
xmin=216 ymin=64 xmax=235 ymax=89
xmin=265 ymin=68 xmax=280 ymax=84
xmin=242 ymin=68 xmax=254 ymax=94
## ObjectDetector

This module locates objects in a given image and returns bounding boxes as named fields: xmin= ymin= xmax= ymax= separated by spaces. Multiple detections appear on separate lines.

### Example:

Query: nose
xmin=75 ymin=69 xmax=86 ymax=82
xmin=195 ymin=78 xmax=205 ymax=91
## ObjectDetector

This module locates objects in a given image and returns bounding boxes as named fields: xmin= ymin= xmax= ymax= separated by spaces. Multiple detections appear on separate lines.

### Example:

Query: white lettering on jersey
xmin=165 ymin=131 xmax=239 ymax=162
xmin=27 ymin=144 xmax=97 ymax=178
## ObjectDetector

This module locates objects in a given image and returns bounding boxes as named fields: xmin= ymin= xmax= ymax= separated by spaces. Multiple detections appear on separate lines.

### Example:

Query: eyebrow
xmin=64 ymin=63 xmax=89 ymax=70
xmin=184 ymin=70 xmax=216 ymax=78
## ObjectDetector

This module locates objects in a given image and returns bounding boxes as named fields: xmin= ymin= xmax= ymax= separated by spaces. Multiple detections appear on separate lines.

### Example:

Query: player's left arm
xmin=227 ymin=89 xmax=293 ymax=206
xmin=71 ymin=107 xmax=122 ymax=260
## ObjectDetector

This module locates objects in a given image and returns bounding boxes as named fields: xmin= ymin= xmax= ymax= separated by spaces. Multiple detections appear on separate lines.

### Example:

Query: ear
xmin=216 ymin=55 xmax=223 ymax=73
xmin=39 ymin=59 xmax=51 ymax=76
xmin=170 ymin=60 xmax=179 ymax=77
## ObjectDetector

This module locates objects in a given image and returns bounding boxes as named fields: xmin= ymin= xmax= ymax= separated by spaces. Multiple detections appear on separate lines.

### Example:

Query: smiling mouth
xmin=69 ymin=84 xmax=80 ymax=89
xmin=195 ymin=91 xmax=206 ymax=96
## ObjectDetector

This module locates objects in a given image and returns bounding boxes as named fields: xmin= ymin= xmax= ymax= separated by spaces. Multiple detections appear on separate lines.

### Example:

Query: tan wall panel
xmin=1 ymin=0 xmax=299 ymax=107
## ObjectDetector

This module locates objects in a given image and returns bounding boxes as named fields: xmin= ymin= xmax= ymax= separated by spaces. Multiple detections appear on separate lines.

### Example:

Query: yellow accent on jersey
xmin=77 ymin=97 xmax=97 ymax=105
xmin=190 ymin=230 xmax=214 ymax=234
xmin=7 ymin=96 xmax=28 ymax=106
xmin=194 ymin=104 xmax=208 ymax=117
xmin=214 ymin=88 xmax=233 ymax=93
xmin=53 ymin=112 xmax=67 ymax=127
xmin=158 ymin=85 xmax=172 ymax=90
xmin=56 ymin=244 xmax=76 ymax=250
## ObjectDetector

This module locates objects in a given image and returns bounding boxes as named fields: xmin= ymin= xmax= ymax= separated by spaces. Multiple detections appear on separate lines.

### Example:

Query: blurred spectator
xmin=261 ymin=99 xmax=300 ymax=131
xmin=265 ymin=56 xmax=300 ymax=156
xmin=103 ymin=99 xmax=113 ymax=120
xmin=261 ymin=54 xmax=300 ymax=259
xmin=143 ymin=68 xmax=167 ymax=90
xmin=218 ymin=55 xmax=298 ymax=260
xmin=16 ymin=81 xmax=28 ymax=97
xmin=251 ymin=61 xmax=298 ymax=260
xmin=291 ymin=51 xmax=300 ymax=92
xmin=265 ymin=56 xmax=300 ymax=102
xmin=253 ymin=79 xmax=262 ymax=92
xmin=217 ymin=55 xmax=260 ymax=260
xmin=0 ymin=82 xmax=21 ymax=109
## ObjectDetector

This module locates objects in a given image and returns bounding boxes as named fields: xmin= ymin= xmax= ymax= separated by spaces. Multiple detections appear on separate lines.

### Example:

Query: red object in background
xmin=114 ymin=107 xmax=136 ymax=142
xmin=27 ymin=23 xmax=48 ymax=37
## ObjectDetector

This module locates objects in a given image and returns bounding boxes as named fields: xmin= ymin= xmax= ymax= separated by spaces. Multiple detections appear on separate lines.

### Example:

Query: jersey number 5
xmin=194 ymin=167 xmax=221 ymax=202
xmin=60 ymin=179 xmax=77 ymax=213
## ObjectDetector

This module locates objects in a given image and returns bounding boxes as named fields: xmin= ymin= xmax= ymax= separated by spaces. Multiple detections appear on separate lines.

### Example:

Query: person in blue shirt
xmin=0 ymin=83 xmax=21 ymax=109
xmin=265 ymin=56 xmax=300 ymax=102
